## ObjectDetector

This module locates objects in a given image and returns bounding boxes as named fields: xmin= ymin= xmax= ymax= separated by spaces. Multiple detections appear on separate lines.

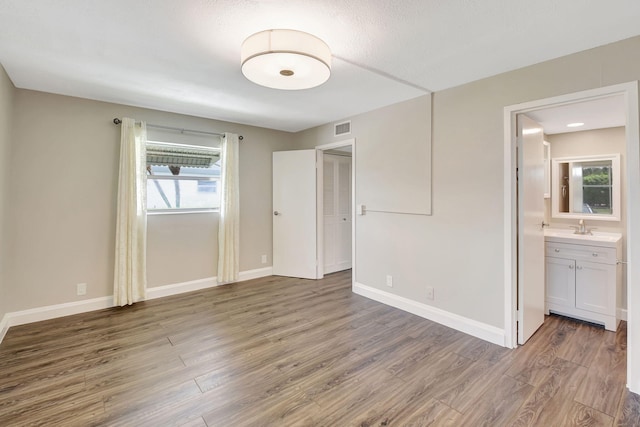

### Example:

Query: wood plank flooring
xmin=0 ymin=270 xmax=637 ymax=426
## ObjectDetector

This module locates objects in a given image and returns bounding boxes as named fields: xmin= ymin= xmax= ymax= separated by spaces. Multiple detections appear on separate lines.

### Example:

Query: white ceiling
xmin=527 ymin=95 xmax=626 ymax=135
xmin=1 ymin=0 xmax=640 ymax=132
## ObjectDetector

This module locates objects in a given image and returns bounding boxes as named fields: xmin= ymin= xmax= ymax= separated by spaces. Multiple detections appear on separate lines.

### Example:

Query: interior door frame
xmin=503 ymin=82 xmax=640 ymax=393
xmin=315 ymin=139 xmax=356 ymax=285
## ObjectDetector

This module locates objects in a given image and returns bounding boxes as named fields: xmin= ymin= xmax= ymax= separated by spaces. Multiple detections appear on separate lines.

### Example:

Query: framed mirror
xmin=551 ymin=153 xmax=621 ymax=221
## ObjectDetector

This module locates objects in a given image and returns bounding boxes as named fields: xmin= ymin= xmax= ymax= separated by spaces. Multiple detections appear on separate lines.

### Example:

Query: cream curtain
xmin=113 ymin=117 xmax=148 ymax=306
xmin=217 ymin=133 xmax=240 ymax=284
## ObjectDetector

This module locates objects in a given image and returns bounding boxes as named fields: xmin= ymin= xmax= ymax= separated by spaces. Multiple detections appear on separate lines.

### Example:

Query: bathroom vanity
xmin=544 ymin=229 xmax=622 ymax=331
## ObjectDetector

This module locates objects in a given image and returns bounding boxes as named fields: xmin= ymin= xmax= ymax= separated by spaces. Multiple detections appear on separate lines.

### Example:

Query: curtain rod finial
xmin=113 ymin=118 xmax=122 ymax=125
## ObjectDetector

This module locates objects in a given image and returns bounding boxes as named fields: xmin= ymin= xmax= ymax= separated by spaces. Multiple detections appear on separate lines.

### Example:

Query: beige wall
xmin=296 ymin=36 xmax=640 ymax=329
xmin=298 ymin=96 xmax=432 ymax=214
xmin=0 ymin=65 xmax=14 ymax=319
xmin=5 ymin=90 xmax=294 ymax=311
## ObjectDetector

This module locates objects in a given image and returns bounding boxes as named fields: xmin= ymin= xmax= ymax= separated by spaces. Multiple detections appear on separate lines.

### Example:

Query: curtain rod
xmin=113 ymin=118 xmax=243 ymax=140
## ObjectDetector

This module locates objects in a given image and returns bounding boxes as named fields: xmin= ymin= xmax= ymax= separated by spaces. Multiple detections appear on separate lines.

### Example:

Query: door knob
xmin=274 ymin=211 xmax=280 ymax=216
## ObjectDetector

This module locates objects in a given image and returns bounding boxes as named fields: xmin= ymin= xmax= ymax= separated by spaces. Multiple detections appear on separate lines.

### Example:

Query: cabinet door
xmin=575 ymin=261 xmax=616 ymax=315
xmin=546 ymin=257 xmax=575 ymax=308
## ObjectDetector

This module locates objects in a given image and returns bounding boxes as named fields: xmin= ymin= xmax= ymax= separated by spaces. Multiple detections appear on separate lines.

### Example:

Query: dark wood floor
xmin=0 ymin=270 xmax=638 ymax=426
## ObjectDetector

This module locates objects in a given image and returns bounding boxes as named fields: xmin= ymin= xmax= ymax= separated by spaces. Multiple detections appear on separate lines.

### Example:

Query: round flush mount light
xmin=567 ymin=122 xmax=585 ymax=128
xmin=241 ymin=29 xmax=332 ymax=90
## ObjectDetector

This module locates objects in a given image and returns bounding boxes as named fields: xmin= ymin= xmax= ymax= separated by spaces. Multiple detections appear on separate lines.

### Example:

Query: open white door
xmin=517 ymin=114 xmax=546 ymax=344
xmin=273 ymin=150 xmax=319 ymax=279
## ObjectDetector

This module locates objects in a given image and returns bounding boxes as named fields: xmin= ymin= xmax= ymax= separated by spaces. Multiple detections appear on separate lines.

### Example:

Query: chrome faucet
xmin=571 ymin=219 xmax=593 ymax=235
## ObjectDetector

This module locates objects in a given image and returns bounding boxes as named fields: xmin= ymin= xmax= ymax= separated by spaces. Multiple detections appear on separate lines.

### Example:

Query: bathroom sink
xmin=544 ymin=228 xmax=622 ymax=247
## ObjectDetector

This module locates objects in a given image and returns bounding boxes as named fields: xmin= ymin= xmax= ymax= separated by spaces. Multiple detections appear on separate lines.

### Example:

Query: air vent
xmin=334 ymin=121 xmax=351 ymax=136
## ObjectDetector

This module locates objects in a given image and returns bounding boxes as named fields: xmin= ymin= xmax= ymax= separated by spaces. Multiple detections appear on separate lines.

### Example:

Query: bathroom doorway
xmin=503 ymin=82 xmax=640 ymax=392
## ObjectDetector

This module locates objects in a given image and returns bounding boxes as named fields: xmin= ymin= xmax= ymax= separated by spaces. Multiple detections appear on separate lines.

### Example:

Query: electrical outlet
xmin=261 ymin=254 xmax=267 ymax=264
xmin=426 ymin=286 xmax=434 ymax=300
xmin=386 ymin=275 xmax=393 ymax=287
xmin=77 ymin=283 xmax=87 ymax=296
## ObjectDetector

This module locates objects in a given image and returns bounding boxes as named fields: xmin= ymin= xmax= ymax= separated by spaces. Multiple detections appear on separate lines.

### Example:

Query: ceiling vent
xmin=334 ymin=121 xmax=351 ymax=137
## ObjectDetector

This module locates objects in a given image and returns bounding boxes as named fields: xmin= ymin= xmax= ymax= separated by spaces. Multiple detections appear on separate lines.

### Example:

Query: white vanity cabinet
xmin=544 ymin=231 xmax=622 ymax=331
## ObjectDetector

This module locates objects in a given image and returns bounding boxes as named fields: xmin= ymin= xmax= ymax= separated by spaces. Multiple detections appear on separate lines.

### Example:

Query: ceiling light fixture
xmin=567 ymin=122 xmax=585 ymax=128
xmin=241 ymin=29 xmax=331 ymax=90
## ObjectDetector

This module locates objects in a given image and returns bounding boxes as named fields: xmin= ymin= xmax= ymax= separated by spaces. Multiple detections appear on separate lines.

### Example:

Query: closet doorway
xmin=316 ymin=139 xmax=355 ymax=279
xmin=322 ymin=152 xmax=352 ymax=274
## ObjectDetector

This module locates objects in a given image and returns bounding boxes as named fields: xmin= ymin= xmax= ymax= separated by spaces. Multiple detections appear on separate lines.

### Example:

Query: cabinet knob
xmin=569 ymin=265 xmax=574 ymax=269
xmin=577 ymin=265 xmax=583 ymax=270
xmin=592 ymin=253 xmax=598 ymax=257
xmin=554 ymin=249 xmax=560 ymax=253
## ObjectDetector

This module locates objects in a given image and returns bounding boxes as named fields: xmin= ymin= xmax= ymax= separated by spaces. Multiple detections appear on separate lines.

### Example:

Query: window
xmin=146 ymin=141 xmax=221 ymax=213
xmin=580 ymin=162 xmax=613 ymax=214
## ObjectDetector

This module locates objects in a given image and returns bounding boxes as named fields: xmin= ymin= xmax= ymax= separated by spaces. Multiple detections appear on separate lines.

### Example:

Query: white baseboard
xmin=5 ymin=296 xmax=114 ymax=328
xmin=146 ymin=277 xmax=217 ymax=300
xmin=146 ymin=267 xmax=272 ymax=300
xmin=353 ymin=282 xmax=506 ymax=347
xmin=618 ymin=307 xmax=628 ymax=321
xmin=0 ymin=313 xmax=9 ymax=344
xmin=238 ymin=266 xmax=274 ymax=282
xmin=0 ymin=267 xmax=273 ymax=345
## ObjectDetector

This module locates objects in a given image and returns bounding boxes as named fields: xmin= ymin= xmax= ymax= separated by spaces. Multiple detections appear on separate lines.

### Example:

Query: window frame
xmin=551 ymin=153 xmax=621 ymax=221
xmin=581 ymin=166 xmax=613 ymax=214
xmin=145 ymin=140 xmax=222 ymax=215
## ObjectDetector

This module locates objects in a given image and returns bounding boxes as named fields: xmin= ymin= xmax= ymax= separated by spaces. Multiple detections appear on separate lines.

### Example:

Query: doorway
xmin=503 ymin=82 xmax=640 ymax=393
xmin=322 ymin=151 xmax=352 ymax=274
xmin=316 ymin=139 xmax=355 ymax=280
xmin=272 ymin=140 xmax=355 ymax=281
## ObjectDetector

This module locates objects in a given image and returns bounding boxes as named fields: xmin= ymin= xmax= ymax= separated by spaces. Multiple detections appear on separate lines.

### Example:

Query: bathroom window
xmin=579 ymin=162 xmax=613 ymax=214
xmin=146 ymin=141 xmax=221 ymax=213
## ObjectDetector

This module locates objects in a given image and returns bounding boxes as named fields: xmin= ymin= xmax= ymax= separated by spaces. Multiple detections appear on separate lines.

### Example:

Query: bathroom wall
xmin=546 ymin=126 xmax=627 ymax=308
xmin=546 ymin=127 xmax=626 ymax=230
